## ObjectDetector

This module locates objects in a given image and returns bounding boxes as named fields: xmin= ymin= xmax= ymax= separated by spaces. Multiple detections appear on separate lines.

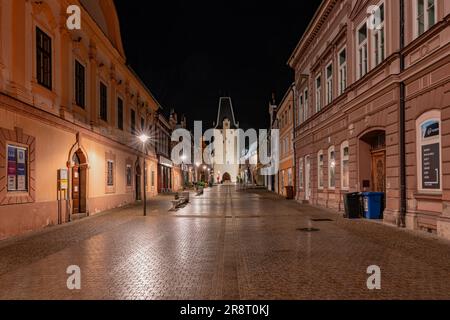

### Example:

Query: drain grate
xmin=297 ymin=227 xmax=320 ymax=232
xmin=310 ymin=218 xmax=333 ymax=222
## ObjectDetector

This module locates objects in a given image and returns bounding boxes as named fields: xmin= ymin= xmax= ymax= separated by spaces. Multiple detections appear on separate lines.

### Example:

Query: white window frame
xmin=325 ymin=62 xmax=333 ymax=106
xmin=357 ymin=22 xmax=368 ymax=79
xmin=338 ymin=47 xmax=347 ymax=95
xmin=415 ymin=0 xmax=437 ymax=38
xmin=371 ymin=2 xmax=386 ymax=68
xmin=299 ymin=158 xmax=304 ymax=189
xmin=341 ymin=141 xmax=350 ymax=190
xmin=315 ymin=74 xmax=322 ymax=113
xmin=416 ymin=111 xmax=442 ymax=193
xmin=328 ymin=146 xmax=336 ymax=189
xmin=318 ymin=150 xmax=324 ymax=190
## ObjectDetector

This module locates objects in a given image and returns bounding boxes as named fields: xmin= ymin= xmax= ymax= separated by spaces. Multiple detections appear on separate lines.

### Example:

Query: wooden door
xmin=371 ymin=151 xmax=386 ymax=193
xmin=72 ymin=166 xmax=81 ymax=214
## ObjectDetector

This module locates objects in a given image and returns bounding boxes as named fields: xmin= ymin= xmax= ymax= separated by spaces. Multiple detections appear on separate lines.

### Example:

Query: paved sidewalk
xmin=0 ymin=186 xmax=450 ymax=300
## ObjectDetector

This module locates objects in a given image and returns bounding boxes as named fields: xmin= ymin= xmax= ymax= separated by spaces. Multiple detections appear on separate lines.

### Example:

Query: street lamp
xmin=138 ymin=134 xmax=150 ymax=216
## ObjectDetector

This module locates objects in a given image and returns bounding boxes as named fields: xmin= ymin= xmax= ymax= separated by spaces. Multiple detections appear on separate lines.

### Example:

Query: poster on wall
xmin=7 ymin=146 xmax=17 ymax=191
xmin=16 ymin=148 xmax=27 ymax=191
xmin=422 ymin=143 xmax=440 ymax=190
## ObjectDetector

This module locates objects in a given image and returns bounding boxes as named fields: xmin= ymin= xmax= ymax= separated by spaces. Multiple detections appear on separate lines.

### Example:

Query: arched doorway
xmin=135 ymin=163 xmax=142 ymax=201
xmin=222 ymin=172 xmax=231 ymax=182
xmin=359 ymin=130 xmax=386 ymax=193
xmin=72 ymin=149 xmax=87 ymax=215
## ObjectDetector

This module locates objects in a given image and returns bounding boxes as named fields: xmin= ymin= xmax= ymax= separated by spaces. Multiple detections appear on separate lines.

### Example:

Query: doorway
xmin=222 ymin=172 xmax=231 ymax=182
xmin=359 ymin=130 xmax=386 ymax=193
xmin=72 ymin=150 xmax=87 ymax=215
xmin=305 ymin=156 xmax=311 ymax=201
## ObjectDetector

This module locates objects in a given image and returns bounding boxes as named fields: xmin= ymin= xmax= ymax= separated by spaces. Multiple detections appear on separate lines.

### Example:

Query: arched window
xmin=416 ymin=111 xmax=442 ymax=192
xmin=318 ymin=150 xmax=324 ymax=190
xmin=328 ymin=146 xmax=336 ymax=189
xmin=341 ymin=141 xmax=350 ymax=190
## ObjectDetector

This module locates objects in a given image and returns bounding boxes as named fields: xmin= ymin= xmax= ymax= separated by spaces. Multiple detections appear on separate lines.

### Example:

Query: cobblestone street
xmin=1 ymin=185 xmax=450 ymax=300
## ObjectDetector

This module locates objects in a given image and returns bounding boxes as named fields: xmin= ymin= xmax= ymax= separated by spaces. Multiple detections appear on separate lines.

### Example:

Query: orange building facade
xmin=277 ymin=87 xmax=295 ymax=197
xmin=290 ymin=0 xmax=450 ymax=239
xmin=0 ymin=0 xmax=161 ymax=239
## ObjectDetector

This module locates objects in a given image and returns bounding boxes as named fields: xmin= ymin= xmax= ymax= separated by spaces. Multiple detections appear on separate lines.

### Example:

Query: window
xmin=328 ymin=147 xmax=336 ymax=189
xmin=299 ymin=158 xmax=304 ymax=189
xmin=315 ymin=75 xmax=322 ymax=113
xmin=416 ymin=0 xmax=436 ymax=37
xmin=341 ymin=142 xmax=349 ymax=190
xmin=318 ymin=151 xmax=324 ymax=189
xmin=326 ymin=63 xmax=333 ymax=105
xmin=288 ymin=168 xmax=293 ymax=187
xmin=372 ymin=3 xmax=385 ymax=67
xmin=126 ymin=164 xmax=132 ymax=187
xmin=304 ymin=89 xmax=309 ymax=120
xmin=117 ymin=98 xmax=124 ymax=130
xmin=141 ymin=117 xmax=145 ymax=131
xmin=107 ymin=160 xmax=114 ymax=186
xmin=298 ymin=94 xmax=303 ymax=125
xmin=100 ymin=82 xmax=108 ymax=122
xmin=338 ymin=48 xmax=347 ymax=95
xmin=7 ymin=145 xmax=28 ymax=192
xmin=75 ymin=60 xmax=85 ymax=108
xmin=357 ymin=23 xmax=368 ymax=79
xmin=131 ymin=109 xmax=136 ymax=135
xmin=36 ymin=27 xmax=52 ymax=89
xmin=417 ymin=112 xmax=441 ymax=192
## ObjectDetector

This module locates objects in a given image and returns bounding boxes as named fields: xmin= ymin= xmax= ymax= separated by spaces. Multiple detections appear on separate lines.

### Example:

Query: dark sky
xmin=114 ymin=0 xmax=321 ymax=130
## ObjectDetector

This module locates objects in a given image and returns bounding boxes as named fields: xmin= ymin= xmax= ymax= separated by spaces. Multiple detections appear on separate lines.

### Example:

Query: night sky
xmin=114 ymin=0 xmax=321 ymax=130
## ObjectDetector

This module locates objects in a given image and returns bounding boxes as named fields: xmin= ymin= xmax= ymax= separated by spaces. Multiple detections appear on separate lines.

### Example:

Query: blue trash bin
xmin=361 ymin=192 xmax=384 ymax=219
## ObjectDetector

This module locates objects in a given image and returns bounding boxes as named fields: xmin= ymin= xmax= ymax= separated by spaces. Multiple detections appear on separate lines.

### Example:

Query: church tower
xmin=213 ymin=97 xmax=240 ymax=184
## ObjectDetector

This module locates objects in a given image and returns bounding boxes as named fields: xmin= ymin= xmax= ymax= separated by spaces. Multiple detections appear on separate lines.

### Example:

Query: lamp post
xmin=138 ymin=134 xmax=150 ymax=216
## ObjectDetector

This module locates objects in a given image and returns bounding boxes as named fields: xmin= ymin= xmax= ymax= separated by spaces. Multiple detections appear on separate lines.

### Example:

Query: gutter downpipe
xmin=292 ymin=83 xmax=297 ymax=200
xmin=399 ymin=0 xmax=406 ymax=228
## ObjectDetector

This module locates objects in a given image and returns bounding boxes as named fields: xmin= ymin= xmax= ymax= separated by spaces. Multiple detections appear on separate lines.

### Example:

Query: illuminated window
xmin=318 ymin=150 xmax=324 ymax=189
xmin=341 ymin=142 xmax=349 ymax=190
xmin=328 ymin=146 xmax=336 ymax=189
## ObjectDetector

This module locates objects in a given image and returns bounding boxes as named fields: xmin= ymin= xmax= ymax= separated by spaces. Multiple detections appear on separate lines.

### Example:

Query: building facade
xmin=290 ymin=0 xmax=450 ymax=238
xmin=0 ymin=0 xmax=161 ymax=239
xmin=277 ymin=86 xmax=295 ymax=197
xmin=212 ymin=97 xmax=240 ymax=184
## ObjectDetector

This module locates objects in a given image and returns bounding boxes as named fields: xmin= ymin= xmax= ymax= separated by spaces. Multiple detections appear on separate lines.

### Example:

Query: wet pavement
xmin=1 ymin=185 xmax=450 ymax=300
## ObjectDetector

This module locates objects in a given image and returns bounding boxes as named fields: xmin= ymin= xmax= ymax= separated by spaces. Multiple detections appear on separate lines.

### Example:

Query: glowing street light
xmin=138 ymin=134 xmax=150 ymax=144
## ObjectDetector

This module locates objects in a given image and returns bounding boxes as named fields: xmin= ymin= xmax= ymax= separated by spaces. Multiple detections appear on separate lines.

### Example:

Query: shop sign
xmin=422 ymin=143 xmax=440 ymax=190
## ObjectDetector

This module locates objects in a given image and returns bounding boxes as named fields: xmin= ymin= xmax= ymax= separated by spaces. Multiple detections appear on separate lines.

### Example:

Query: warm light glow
xmin=195 ymin=162 xmax=200 ymax=167
xmin=181 ymin=155 xmax=187 ymax=161
xmin=138 ymin=134 xmax=150 ymax=144
xmin=203 ymin=165 xmax=207 ymax=170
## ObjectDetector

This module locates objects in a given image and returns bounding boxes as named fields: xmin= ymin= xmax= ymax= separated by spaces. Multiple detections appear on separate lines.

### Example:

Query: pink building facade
xmin=290 ymin=0 xmax=450 ymax=238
